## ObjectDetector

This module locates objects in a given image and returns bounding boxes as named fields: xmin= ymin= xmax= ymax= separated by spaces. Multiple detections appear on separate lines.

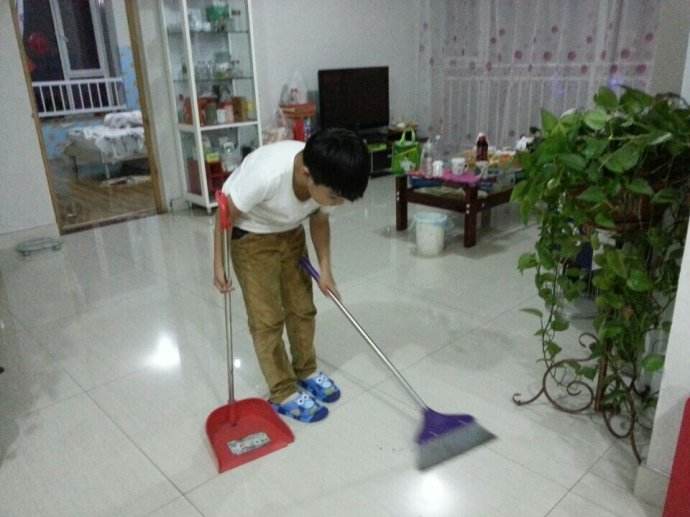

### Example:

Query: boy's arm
xmin=213 ymin=195 xmax=243 ymax=293
xmin=309 ymin=210 xmax=339 ymax=298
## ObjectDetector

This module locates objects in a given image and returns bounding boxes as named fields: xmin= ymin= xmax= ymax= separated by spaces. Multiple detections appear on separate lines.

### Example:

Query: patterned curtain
xmin=416 ymin=0 xmax=661 ymax=156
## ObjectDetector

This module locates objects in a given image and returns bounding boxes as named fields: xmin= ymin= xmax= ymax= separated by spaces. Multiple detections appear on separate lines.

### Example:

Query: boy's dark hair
xmin=302 ymin=128 xmax=369 ymax=201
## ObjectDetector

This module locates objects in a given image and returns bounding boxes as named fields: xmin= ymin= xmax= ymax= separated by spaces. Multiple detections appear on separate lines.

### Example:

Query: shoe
xmin=271 ymin=391 xmax=328 ymax=423
xmin=299 ymin=372 xmax=341 ymax=403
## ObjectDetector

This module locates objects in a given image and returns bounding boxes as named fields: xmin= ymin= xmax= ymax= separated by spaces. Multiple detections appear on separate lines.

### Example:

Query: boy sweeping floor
xmin=213 ymin=128 xmax=369 ymax=422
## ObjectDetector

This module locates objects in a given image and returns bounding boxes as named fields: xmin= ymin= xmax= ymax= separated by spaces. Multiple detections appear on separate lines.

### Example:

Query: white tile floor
xmin=0 ymin=176 xmax=662 ymax=516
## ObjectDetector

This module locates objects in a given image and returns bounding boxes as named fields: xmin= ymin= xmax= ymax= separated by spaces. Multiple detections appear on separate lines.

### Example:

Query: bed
xmin=63 ymin=111 xmax=148 ymax=180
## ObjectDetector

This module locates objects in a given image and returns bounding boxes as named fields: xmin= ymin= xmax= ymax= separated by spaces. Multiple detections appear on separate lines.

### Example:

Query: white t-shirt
xmin=222 ymin=140 xmax=320 ymax=233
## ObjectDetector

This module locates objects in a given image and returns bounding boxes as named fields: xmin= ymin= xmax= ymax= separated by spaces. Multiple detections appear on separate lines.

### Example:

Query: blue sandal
xmin=272 ymin=392 xmax=328 ymax=423
xmin=299 ymin=372 xmax=341 ymax=403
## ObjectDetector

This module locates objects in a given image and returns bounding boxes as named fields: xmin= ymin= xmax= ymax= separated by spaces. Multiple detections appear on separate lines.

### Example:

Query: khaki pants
xmin=231 ymin=225 xmax=317 ymax=403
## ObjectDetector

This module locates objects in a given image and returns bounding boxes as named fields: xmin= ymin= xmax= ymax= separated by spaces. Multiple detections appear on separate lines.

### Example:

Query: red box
xmin=187 ymin=159 xmax=229 ymax=197
xmin=664 ymin=398 xmax=690 ymax=517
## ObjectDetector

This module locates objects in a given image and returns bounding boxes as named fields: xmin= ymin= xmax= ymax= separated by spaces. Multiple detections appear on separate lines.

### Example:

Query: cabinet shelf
xmin=160 ymin=0 xmax=262 ymax=214
xmin=167 ymin=29 xmax=249 ymax=35
xmin=178 ymin=121 xmax=259 ymax=132
xmin=173 ymin=76 xmax=253 ymax=82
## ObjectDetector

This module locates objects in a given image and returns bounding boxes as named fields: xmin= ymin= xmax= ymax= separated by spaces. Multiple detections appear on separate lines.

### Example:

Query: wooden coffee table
xmin=395 ymin=171 xmax=518 ymax=248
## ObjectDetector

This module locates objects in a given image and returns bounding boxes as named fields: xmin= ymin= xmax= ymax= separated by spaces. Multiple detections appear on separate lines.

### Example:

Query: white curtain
xmin=416 ymin=0 xmax=661 ymax=156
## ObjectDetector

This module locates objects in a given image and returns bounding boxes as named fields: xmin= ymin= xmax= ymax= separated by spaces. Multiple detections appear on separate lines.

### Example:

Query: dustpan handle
xmin=299 ymin=257 xmax=427 ymax=410
xmin=216 ymin=191 xmax=235 ymax=405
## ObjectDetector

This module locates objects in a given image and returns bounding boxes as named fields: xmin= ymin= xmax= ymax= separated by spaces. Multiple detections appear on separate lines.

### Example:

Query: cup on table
xmin=451 ymin=157 xmax=466 ymax=175
xmin=432 ymin=160 xmax=444 ymax=177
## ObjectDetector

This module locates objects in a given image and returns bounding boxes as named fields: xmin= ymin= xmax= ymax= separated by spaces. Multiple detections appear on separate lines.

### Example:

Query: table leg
xmin=396 ymin=175 xmax=408 ymax=231
xmin=464 ymin=186 xmax=478 ymax=247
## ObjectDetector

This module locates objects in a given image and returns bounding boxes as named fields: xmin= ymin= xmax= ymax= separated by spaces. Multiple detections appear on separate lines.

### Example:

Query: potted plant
xmin=511 ymin=87 xmax=690 ymax=461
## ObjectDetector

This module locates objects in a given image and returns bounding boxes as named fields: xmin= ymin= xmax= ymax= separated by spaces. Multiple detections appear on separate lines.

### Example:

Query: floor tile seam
xmin=143 ymin=495 xmax=205 ymax=517
xmin=90 ymin=220 xmax=196 ymax=259
xmin=330 ymin=220 xmax=382 ymax=238
xmin=0 ymin=326 xmax=92 ymax=396
xmin=311 ymin=372 xmax=578 ymax=514
xmin=585 ymin=438 xmax=644 ymax=490
xmin=20 ymin=281 xmax=223 ymax=362
xmin=84 ymin=389 xmax=187 ymax=500
xmin=0 ymin=324 xmax=25 ymax=340
xmin=62 ymin=232 xmax=152 ymax=275
xmin=3 ymin=307 xmax=68 ymax=336
xmin=542 ymin=490 xmax=580 ymax=517
xmin=541 ymin=443 xmax=627 ymax=517
xmin=2 ymin=390 xmax=84 ymax=422
xmin=314 ymin=355 xmax=385 ymax=416
xmin=82 ymin=364 xmax=153 ymax=394
xmin=8 ymin=267 xmax=179 ymax=333
xmin=365 ymin=341 xmax=613 ymax=454
xmin=354 ymin=274 xmax=489 ymax=325
xmin=561 ymin=473 xmax=637 ymax=517
xmin=81 ymin=228 xmax=199 ymax=288
xmin=583 ymin=458 xmax=663 ymax=510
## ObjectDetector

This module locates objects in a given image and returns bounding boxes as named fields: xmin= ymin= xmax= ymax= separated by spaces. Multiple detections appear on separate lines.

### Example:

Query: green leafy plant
xmin=512 ymin=87 xmax=690 ymax=461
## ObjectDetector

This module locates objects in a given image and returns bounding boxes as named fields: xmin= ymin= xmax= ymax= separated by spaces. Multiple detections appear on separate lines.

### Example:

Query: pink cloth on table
xmin=409 ymin=170 xmax=480 ymax=186
xmin=441 ymin=171 xmax=480 ymax=186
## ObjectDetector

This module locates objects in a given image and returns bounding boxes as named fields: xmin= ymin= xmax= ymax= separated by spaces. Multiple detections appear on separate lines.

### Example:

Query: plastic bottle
xmin=304 ymin=118 xmax=313 ymax=140
xmin=221 ymin=141 xmax=237 ymax=173
xmin=421 ymin=140 xmax=434 ymax=176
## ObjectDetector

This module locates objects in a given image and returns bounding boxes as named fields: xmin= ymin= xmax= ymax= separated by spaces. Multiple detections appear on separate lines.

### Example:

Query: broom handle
xmin=299 ymin=257 xmax=428 ymax=410
xmin=223 ymin=231 xmax=234 ymax=404
xmin=217 ymin=192 xmax=235 ymax=404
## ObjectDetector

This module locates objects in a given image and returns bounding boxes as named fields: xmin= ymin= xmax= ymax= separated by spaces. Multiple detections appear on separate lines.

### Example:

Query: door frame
xmin=125 ymin=2 xmax=165 ymax=214
xmin=10 ymin=1 xmax=166 ymax=232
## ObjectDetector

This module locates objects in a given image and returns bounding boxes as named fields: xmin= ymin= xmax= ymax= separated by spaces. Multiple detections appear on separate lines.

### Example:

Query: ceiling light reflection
xmin=147 ymin=333 xmax=181 ymax=370
xmin=412 ymin=471 xmax=452 ymax=515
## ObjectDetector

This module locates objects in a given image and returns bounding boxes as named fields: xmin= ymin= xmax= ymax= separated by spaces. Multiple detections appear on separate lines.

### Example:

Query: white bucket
xmin=414 ymin=212 xmax=448 ymax=256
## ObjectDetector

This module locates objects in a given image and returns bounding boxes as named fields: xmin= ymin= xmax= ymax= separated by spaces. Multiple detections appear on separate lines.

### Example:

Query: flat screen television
xmin=318 ymin=66 xmax=389 ymax=132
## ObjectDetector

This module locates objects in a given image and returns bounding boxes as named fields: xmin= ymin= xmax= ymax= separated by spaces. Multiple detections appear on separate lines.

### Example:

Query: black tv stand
xmin=357 ymin=127 xmax=388 ymax=142
xmin=360 ymin=127 xmax=391 ymax=176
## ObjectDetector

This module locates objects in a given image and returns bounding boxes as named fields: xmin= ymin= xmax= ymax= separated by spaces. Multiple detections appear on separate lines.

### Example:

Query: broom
xmin=299 ymin=258 xmax=495 ymax=469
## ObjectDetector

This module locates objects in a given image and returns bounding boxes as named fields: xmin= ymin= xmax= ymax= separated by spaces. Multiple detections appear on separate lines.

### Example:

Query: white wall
xmin=0 ymin=1 xmax=58 ymax=248
xmin=649 ymin=0 xmax=690 ymax=95
xmin=647 ymin=223 xmax=690 ymax=477
xmin=251 ymin=0 xmax=421 ymax=130
xmin=642 ymin=2 xmax=690 ymax=481
xmin=682 ymin=32 xmax=690 ymax=101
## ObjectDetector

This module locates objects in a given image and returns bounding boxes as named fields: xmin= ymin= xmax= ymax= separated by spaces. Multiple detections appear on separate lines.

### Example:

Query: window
xmin=19 ymin=0 xmax=119 ymax=115
xmin=50 ymin=0 xmax=109 ymax=79
xmin=20 ymin=0 xmax=109 ymax=82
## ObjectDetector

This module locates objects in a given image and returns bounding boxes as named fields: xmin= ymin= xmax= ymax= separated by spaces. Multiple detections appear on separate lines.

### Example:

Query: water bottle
xmin=421 ymin=141 xmax=434 ymax=176
xmin=304 ymin=118 xmax=313 ymax=140
xmin=221 ymin=141 xmax=237 ymax=173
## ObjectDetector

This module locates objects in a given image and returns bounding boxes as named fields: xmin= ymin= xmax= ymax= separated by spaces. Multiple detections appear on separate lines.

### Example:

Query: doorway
xmin=13 ymin=0 xmax=164 ymax=233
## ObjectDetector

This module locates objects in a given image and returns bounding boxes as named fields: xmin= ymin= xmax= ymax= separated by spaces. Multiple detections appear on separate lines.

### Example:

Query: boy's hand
xmin=318 ymin=270 xmax=340 ymax=299
xmin=214 ymin=264 xmax=233 ymax=293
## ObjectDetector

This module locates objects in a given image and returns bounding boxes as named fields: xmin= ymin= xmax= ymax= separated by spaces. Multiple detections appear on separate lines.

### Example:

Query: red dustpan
xmin=206 ymin=192 xmax=294 ymax=473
